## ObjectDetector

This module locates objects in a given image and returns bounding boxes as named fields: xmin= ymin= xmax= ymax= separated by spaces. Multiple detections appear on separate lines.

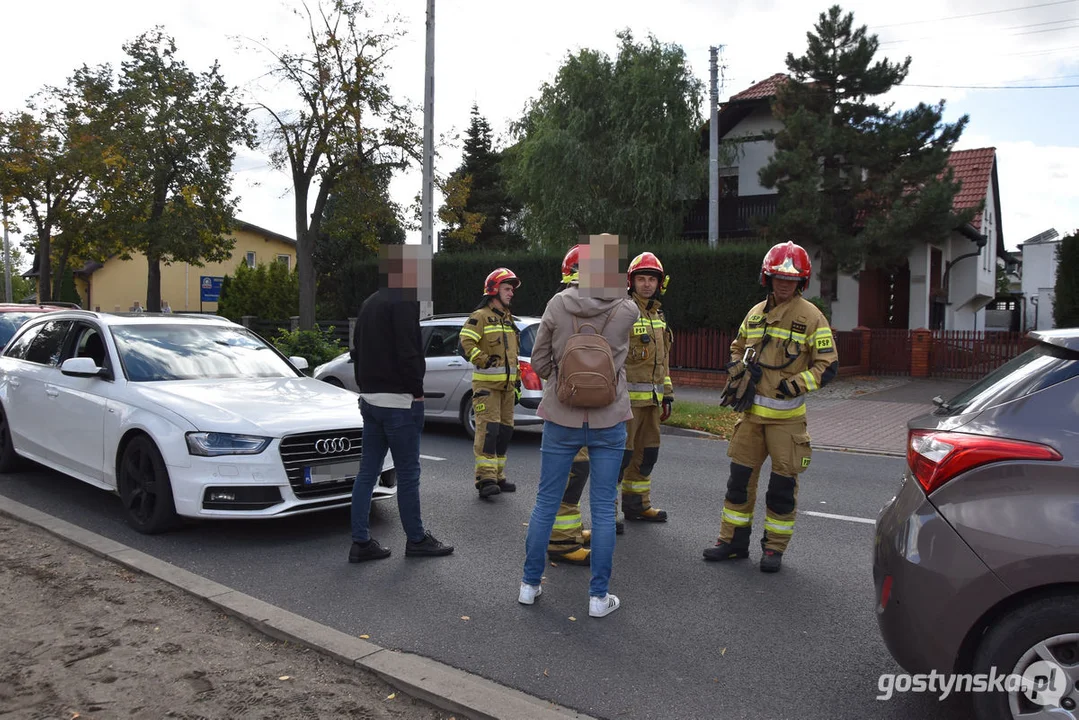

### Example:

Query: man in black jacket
xmin=349 ymin=245 xmax=453 ymax=562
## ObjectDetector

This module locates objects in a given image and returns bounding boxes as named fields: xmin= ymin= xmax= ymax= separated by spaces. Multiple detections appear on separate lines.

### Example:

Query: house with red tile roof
xmin=694 ymin=74 xmax=1008 ymax=332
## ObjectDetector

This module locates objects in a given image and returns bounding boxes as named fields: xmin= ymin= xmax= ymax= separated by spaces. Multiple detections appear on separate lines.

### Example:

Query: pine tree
xmin=438 ymin=104 xmax=524 ymax=253
xmin=760 ymin=5 xmax=972 ymax=303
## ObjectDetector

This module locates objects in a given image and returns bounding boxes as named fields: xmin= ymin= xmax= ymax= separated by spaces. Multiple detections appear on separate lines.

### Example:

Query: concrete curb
xmin=0 ymin=496 xmax=594 ymax=720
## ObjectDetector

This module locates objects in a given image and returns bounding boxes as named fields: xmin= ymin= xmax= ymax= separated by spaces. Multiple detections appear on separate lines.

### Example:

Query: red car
xmin=0 ymin=303 xmax=77 ymax=348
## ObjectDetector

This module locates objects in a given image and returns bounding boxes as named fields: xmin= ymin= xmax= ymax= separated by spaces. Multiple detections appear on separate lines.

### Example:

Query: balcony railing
xmin=682 ymin=195 xmax=778 ymax=238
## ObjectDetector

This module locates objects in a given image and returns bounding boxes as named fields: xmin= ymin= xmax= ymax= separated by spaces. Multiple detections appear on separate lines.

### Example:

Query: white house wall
xmin=726 ymin=107 xmax=783 ymax=196
xmin=832 ymin=273 xmax=859 ymax=331
xmin=907 ymin=244 xmax=932 ymax=330
xmin=1021 ymin=240 xmax=1060 ymax=330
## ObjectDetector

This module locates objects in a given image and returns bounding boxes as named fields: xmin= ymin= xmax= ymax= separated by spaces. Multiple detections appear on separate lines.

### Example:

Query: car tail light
xmin=879 ymin=575 xmax=893 ymax=611
xmin=519 ymin=360 xmax=542 ymax=391
xmin=907 ymin=430 xmax=1062 ymax=495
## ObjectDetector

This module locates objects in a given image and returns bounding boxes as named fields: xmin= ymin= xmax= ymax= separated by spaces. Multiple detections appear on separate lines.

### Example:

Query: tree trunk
xmin=38 ymin=234 xmax=52 ymax=303
xmin=295 ymin=183 xmax=316 ymax=330
xmin=146 ymin=252 xmax=161 ymax=312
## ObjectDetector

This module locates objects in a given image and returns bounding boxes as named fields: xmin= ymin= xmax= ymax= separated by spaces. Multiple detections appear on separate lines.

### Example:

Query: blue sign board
xmin=200 ymin=276 xmax=224 ymax=303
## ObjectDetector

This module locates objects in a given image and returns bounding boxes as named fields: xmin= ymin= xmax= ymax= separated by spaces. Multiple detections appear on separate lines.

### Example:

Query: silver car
xmin=313 ymin=314 xmax=544 ymax=438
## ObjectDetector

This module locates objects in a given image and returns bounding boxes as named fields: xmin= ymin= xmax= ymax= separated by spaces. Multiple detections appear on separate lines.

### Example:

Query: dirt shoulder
xmin=0 ymin=514 xmax=454 ymax=720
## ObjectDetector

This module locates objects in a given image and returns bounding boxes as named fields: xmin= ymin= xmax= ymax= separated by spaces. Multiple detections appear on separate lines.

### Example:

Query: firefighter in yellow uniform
xmin=620 ymin=251 xmax=674 ymax=523
xmin=704 ymin=241 xmax=839 ymax=573
xmin=459 ymin=268 xmax=522 ymax=499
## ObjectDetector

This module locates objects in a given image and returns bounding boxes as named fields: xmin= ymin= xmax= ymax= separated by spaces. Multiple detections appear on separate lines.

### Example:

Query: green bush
xmin=270 ymin=327 xmax=345 ymax=372
xmin=217 ymin=260 xmax=300 ymax=322
xmin=1054 ymin=231 xmax=1078 ymax=328
xmin=324 ymin=241 xmax=770 ymax=331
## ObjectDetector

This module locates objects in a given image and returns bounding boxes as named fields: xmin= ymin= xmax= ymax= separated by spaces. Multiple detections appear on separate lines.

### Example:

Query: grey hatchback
xmin=874 ymin=329 xmax=1079 ymax=720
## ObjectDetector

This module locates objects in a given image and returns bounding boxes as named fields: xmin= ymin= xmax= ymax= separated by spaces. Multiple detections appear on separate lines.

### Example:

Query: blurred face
xmin=771 ymin=277 xmax=799 ymax=303
xmin=496 ymin=282 xmax=515 ymax=308
xmin=379 ymin=244 xmax=432 ymax=301
xmin=633 ymin=274 xmax=659 ymax=298
xmin=579 ymin=234 xmax=628 ymax=298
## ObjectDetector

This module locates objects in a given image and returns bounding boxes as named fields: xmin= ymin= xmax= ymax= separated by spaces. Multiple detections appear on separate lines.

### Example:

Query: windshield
xmin=0 ymin=312 xmax=38 ymax=347
xmin=112 ymin=324 xmax=299 ymax=382
xmin=939 ymin=343 xmax=1079 ymax=415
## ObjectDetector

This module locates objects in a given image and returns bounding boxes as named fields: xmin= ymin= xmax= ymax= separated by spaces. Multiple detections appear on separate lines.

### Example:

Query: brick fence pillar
xmin=854 ymin=326 xmax=872 ymax=372
xmin=910 ymin=328 xmax=932 ymax=378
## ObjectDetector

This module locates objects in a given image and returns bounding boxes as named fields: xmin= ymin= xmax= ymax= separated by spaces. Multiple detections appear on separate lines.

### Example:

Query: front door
xmin=44 ymin=322 xmax=110 ymax=482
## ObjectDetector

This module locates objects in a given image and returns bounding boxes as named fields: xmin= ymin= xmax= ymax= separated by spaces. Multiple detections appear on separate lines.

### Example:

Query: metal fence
xmin=928 ymin=330 xmax=1035 ymax=380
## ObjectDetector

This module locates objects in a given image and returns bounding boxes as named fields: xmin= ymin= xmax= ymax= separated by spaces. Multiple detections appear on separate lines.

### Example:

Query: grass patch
xmin=666 ymin=401 xmax=739 ymax=439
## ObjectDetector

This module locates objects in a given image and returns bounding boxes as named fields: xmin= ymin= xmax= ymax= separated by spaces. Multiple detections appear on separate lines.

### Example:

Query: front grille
xmin=279 ymin=428 xmax=363 ymax=499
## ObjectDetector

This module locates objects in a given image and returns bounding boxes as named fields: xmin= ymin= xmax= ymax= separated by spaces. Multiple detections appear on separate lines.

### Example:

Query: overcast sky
xmin=3 ymin=0 xmax=1078 ymax=251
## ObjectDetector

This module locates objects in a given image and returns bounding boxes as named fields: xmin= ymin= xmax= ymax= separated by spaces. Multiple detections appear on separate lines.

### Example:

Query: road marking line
xmin=419 ymin=454 xmax=446 ymax=461
xmin=802 ymin=510 xmax=875 ymax=525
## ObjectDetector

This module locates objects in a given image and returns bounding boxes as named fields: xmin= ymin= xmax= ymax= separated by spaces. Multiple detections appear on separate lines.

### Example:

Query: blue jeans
xmin=351 ymin=399 xmax=426 ymax=543
xmin=523 ymin=421 xmax=627 ymax=597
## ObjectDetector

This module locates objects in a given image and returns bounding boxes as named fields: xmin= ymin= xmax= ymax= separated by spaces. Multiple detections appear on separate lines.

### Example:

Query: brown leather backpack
xmin=556 ymin=310 xmax=618 ymax=408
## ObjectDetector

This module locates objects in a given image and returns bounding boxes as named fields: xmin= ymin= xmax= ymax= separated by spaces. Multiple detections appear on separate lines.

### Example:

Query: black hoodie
xmin=351 ymin=288 xmax=425 ymax=398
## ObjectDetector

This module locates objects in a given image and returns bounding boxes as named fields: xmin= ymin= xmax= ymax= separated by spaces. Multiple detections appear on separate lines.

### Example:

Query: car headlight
xmin=185 ymin=432 xmax=272 ymax=456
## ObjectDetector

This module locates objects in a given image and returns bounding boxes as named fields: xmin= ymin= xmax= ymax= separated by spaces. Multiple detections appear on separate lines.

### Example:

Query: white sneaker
xmin=518 ymin=582 xmax=542 ymax=605
xmin=589 ymin=593 xmax=620 ymax=618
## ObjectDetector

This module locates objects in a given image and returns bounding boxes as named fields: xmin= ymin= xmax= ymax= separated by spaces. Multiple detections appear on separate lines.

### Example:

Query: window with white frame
xmin=245 ymin=251 xmax=256 ymax=268
xmin=276 ymin=254 xmax=291 ymax=271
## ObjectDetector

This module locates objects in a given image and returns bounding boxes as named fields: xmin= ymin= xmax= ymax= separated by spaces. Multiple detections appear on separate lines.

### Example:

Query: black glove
xmin=660 ymin=397 xmax=673 ymax=422
xmin=485 ymin=355 xmax=501 ymax=368
xmin=747 ymin=362 xmax=762 ymax=382
xmin=514 ymin=380 xmax=522 ymax=404
xmin=777 ymin=378 xmax=803 ymax=399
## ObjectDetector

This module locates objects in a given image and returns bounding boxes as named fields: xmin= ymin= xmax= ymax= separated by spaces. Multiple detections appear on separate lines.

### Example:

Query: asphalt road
xmin=0 ymin=425 xmax=975 ymax=720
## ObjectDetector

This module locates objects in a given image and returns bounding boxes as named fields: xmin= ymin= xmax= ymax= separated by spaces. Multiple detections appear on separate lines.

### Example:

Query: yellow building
xmin=74 ymin=221 xmax=296 ymax=313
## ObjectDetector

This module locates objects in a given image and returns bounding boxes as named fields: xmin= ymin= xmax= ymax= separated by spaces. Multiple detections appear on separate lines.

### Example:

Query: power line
xmin=880 ymin=20 xmax=1079 ymax=45
xmin=873 ymin=0 xmax=1078 ymax=29
xmin=904 ymin=82 xmax=1079 ymax=88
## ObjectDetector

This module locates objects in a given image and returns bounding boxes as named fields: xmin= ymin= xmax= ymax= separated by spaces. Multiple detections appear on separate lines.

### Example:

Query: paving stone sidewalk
xmin=676 ymin=376 xmax=971 ymax=456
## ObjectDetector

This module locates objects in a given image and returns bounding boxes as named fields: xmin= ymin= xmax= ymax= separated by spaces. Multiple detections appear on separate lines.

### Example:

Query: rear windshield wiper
xmin=932 ymin=395 xmax=953 ymax=412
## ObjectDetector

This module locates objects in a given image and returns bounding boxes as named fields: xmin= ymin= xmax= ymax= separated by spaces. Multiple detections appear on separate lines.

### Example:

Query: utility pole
xmin=708 ymin=45 xmax=727 ymax=249
xmin=708 ymin=47 xmax=719 ymax=248
xmin=420 ymin=0 xmax=436 ymax=319
xmin=2 ymin=198 xmax=12 ymax=303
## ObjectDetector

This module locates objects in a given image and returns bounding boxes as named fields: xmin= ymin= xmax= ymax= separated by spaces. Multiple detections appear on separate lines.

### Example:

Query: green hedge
xmin=326 ymin=242 xmax=770 ymax=330
xmin=1054 ymin=231 xmax=1078 ymax=328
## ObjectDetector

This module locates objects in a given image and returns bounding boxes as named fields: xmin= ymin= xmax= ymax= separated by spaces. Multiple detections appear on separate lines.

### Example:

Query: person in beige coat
xmin=518 ymin=235 xmax=639 ymax=619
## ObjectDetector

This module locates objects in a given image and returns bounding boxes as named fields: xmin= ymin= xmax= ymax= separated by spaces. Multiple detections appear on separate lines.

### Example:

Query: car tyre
xmin=971 ymin=594 xmax=1079 ymax=720
xmin=118 ymin=435 xmax=179 ymax=534
xmin=0 ymin=405 xmax=23 ymax=473
xmin=459 ymin=392 xmax=476 ymax=440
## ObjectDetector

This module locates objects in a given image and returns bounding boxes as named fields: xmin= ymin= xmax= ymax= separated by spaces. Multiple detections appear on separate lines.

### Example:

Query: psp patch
xmin=748 ymin=313 xmax=765 ymax=325
xmin=815 ymin=336 xmax=834 ymax=351
xmin=801 ymin=456 xmax=811 ymax=468
xmin=467 ymin=317 xmax=479 ymax=325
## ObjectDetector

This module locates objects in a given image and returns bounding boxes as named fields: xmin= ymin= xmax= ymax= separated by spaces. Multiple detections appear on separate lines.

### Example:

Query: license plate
xmin=303 ymin=462 xmax=358 ymax=485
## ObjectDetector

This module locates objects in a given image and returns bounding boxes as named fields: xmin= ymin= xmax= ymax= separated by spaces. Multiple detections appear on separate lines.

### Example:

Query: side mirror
xmin=289 ymin=356 xmax=310 ymax=371
xmin=61 ymin=357 xmax=104 ymax=378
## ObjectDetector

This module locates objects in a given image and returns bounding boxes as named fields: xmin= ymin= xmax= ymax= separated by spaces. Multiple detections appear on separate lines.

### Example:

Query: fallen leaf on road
xmin=549 ymin=562 xmax=558 ymax=567
xmin=386 ymin=693 xmax=396 ymax=700
xmin=461 ymin=616 xmax=470 ymax=621
xmin=522 ymin=523 xmax=528 ymax=527
xmin=721 ymin=648 xmax=727 ymax=656
xmin=568 ymin=617 xmax=576 ymax=621
xmin=359 ymin=634 xmax=370 ymax=639
xmin=543 ymin=669 xmax=549 ymax=677
xmin=278 ymin=676 xmax=291 ymax=681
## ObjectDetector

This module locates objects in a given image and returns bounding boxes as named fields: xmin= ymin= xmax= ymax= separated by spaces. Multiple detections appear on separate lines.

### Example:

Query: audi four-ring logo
xmin=315 ymin=437 xmax=352 ymax=454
